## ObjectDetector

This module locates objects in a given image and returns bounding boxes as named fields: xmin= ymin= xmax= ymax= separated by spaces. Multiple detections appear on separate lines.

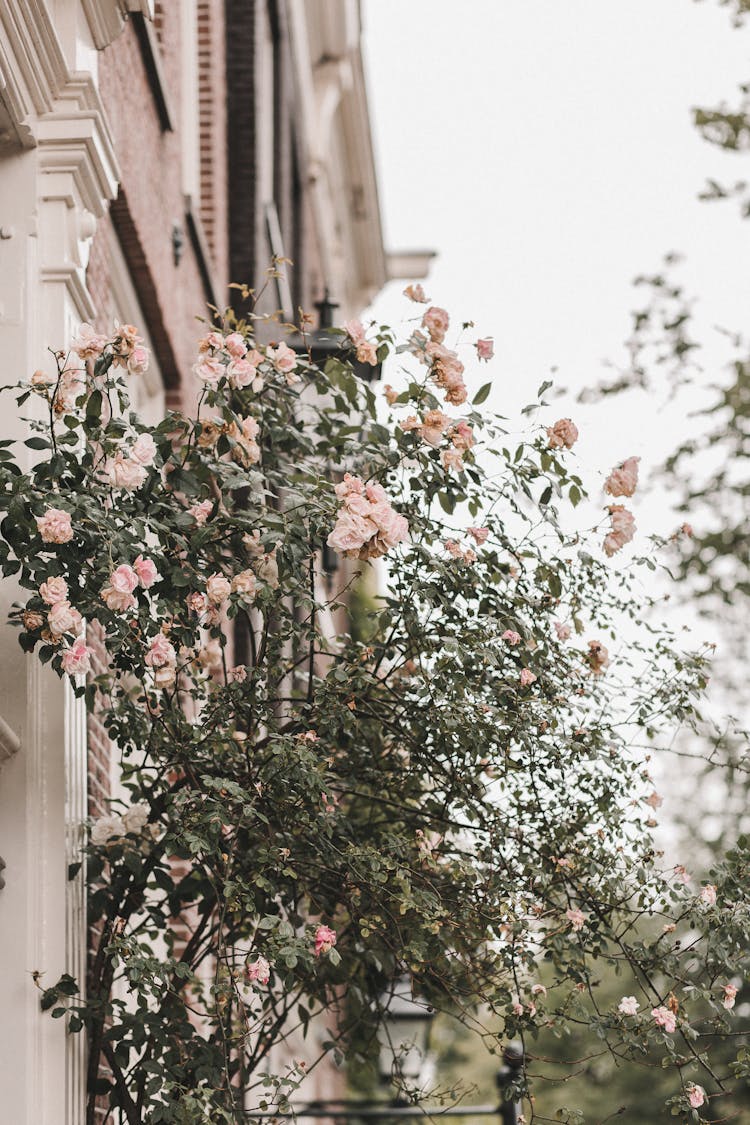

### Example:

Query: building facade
xmin=0 ymin=3 xmax=427 ymax=1121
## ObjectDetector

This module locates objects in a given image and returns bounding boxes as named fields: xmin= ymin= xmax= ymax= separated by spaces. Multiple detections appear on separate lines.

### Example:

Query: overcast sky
xmin=363 ymin=0 xmax=750 ymax=485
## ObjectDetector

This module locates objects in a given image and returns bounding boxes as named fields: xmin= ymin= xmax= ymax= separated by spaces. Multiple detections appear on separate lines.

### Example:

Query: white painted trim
xmin=0 ymin=712 xmax=21 ymax=766
xmin=81 ymin=0 xmax=154 ymax=51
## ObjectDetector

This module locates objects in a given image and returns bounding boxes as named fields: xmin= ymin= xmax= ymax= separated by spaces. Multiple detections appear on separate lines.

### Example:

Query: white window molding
xmin=81 ymin=0 xmax=154 ymax=51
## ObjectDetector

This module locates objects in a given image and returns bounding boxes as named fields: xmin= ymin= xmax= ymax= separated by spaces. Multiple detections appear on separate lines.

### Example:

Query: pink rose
xmin=383 ymin=384 xmax=399 ymax=406
xmin=145 ymin=634 xmax=176 ymax=668
xmin=422 ymin=306 xmax=450 ymax=344
xmin=206 ymin=572 xmax=231 ymax=605
xmin=228 ymin=358 xmax=258 ymax=389
xmin=502 ymin=630 xmax=521 ymax=646
xmin=127 ymin=345 xmax=150 ymax=376
xmin=441 ymin=448 xmax=465 ymax=472
xmin=618 ymin=996 xmax=639 ymax=1016
xmin=604 ymin=456 xmax=640 ymax=498
xmin=344 ymin=319 xmax=366 ymax=344
xmin=603 ymin=505 xmax=636 ymax=557
xmin=189 ymin=499 xmax=213 ymax=525
xmin=566 ymin=908 xmax=585 ymax=931
xmin=101 ymin=585 xmax=137 ymax=613
xmin=228 ymin=665 xmax=248 ymax=683
xmin=468 ymin=527 xmax=489 ymax=544
xmin=112 ymin=324 xmax=141 ymax=358
xmin=40 ymin=576 xmax=69 ymax=605
xmin=23 ymin=610 xmax=45 ymax=631
xmin=722 ymin=983 xmax=738 ymax=1010
xmin=47 ymin=600 xmax=80 ymax=636
xmin=356 ymin=340 xmax=379 ymax=366
xmin=131 ymin=433 xmax=157 ymax=466
xmin=197 ymin=331 xmax=225 ymax=354
xmin=133 ymin=555 xmax=159 ymax=588
xmin=700 ymin=884 xmax=717 ymax=907
xmin=652 ymin=1006 xmax=676 ymax=1033
xmin=546 ymin=418 xmax=579 ymax=450
xmin=193 ymin=357 xmax=224 ymax=386
xmin=475 ymin=337 xmax=494 ymax=361
xmin=105 ymin=454 xmax=148 ymax=491
xmin=231 ymin=569 xmax=257 ymax=601
xmin=37 ymin=508 xmax=73 ymax=544
xmin=450 ymin=420 xmax=475 ymax=451
xmin=403 ymin=283 xmax=428 ymax=303
xmin=314 ymin=924 xmax=337 ymax=957
xmin=687 ymin=1085 xmax=705 ymax=1110
xmin=266 ymin=342 xmax=297 ymax=376
xmin=70 ymin=323 xmax=107 ymax=360
xmin=246 ymin=955 xmax=271 ymax=985
xmin=61 ymin=638 xmax=92 ymax=676
xmin=110 ymin=564 xmax=139 ymax=595
xmin=224 ymin=332 xmax=247 ymax=359
xmin=519 ymin=668 xmax=537 ymax=687
xmin=327 ymin=510 xmax=374 ymax=555
xmin=646 ymin=792 xmax=663 ymax=810
xmin=586 ymin=640 xmax=610 ymax=675
xmin=186 ymin=591 xmax=209 ymax=616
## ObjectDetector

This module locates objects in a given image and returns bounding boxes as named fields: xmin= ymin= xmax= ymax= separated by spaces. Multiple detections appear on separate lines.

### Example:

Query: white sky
xmin=363 ymin=0 xmax=750 ymax=477
xmin=362 ymin=0 xmax=750 ymax=845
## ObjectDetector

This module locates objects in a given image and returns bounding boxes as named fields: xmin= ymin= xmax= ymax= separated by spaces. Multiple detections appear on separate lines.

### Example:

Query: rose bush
xmin=0 ymin=289 xmax=747 ymax=1125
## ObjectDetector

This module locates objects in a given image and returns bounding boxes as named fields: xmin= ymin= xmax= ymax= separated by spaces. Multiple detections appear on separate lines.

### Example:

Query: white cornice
xmin=0 ymin=1 xmax=68 ymax=117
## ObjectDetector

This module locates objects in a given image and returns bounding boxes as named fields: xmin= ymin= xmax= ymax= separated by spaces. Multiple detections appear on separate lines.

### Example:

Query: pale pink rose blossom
xmin=198 ymin=639 xmax=223 ymax=676
xmin=133 ymin=555 xmax=159 ymax=588
xmin=265 ymin=342 xmax=298 ymax=379
xmin=193 ymin=357 xmax=224 ymax=386
xmin=450 ymin=420 xmax=475 ymax=451
xmin=604 ymin=456 xmax=640 ymax=498
xmin=512 ymin=1001 xmax=524 ymax=1016
xmin=145 ymin=634 xmax=177 ymax=668
xmin=400 ymin=415 xmax=421 ymax=434
xmin=722 ymin=983 xmax=738 ymax=1010
xmin=652 ymin=1006 xmax=677 ymax=1033
xmin=197 ymin=331 xmax=225 ymax=354
xmin=23 ymin=610 xmax=45 ymax=631
xmin=646 ymin=792 xmax=663 ymax=810
xmin=37 ymin=508 xmax=73 ymax=544
xmin=603 ymin=505 xmax=636 ymax=557
xmin=127 ymin=345 xmax=150 ymax=376
xmin=327 ymin=474 xmax=408 ymax=560
xmin=232 ymin=416 xmax=260 ymax=465
xmin=153 ymin=663 xmax=176 ymax=689
xmin=502 ymin=629 xmax=521 ymax=645
xmin=40 ymin=576 xmax=69 ymax=605
xmin=224 ymin=332 xmax=247 ymax=359
xmin=31 ymin=368 xmax=55 ymax=389
xmin=356 ymin=341 xmax=379 ymax=366
xmin=256 ymin=550 xmax=280 ymax=588
xmin=189 ymin=499 xmax=214 ymax=525
xmin=231 ymin=569 xmax=257 ymax=601
xmin=403 ymin=283 xmax=429 ymax=303
xmin=441 ymin=447 xmax=465 ymax=472
xmin=70 ymin=323 xmax=108 ymax=360
xmin=680 ymin=522 xmax=693 ymax=537
xmin=101 ymin=585 xmax=137 ymax=613
xmin=110 ymin=564 xmax=139 ymax=595
xmin=475 ymin=337 xmax=494 ymax=361
xmin=586 ymin=639 xmax=610 ymax=675
xmin=91 ymin=813 xmax=126 ymax=845
xmin=186 ymin=591 xmax=210 ymax=617
xmin=228 ymin=358 xmax=259 ymax=389
xmin=122 ymin=802 xmax=150 ymax=834
xmin=131 ymin=433 xmax=157 ymax=466
xmin=47 ymin=600 xmax=81 ymax=636
xmin=206 ymin=573 xmax=231 ymax=605
xmin=519 ymin=668 xmax=537 ymax=687
xmin=344 ymin=319 xmax=366 ymax=344
xmin=105 ymin=454 xmax=147 ymax=491
xmin=111 ymin=324 xmax=142 ymax=358
xmin=687 ymin=1085 xmax=705 ymax=1110
xmin=546 ymin=418 xmax=579 ymax=450
xmin=468 ymin=527 xmax=489 ymax=545
xmin=314 ymin=924 xmax=337 ymax=957
xmin=700 ymin=884 xmax=717 ymax=907
xmin=228 ymin=665 xmax=248 ymax=683
xmin=531 ymin=984 xmax=547 ymax=997
xmin=566 ymin=908 xmax=585 ymax=931
xmin=246 ymin=955 xmax=271 ymax=985
xmin=383 ymin=384 xmax=399 ymax=405
xmin=618 ymin=996 xmax=640 ymax=1016
xmin=554 ymin=622 xmax=572 ymax=641
xmin=422 ymin=306 xmax=450 ymax=343
xmin=673 ymin=864 xmax=691 ymax=884
xmin=61 ymin=639 xmax=92 ymax=676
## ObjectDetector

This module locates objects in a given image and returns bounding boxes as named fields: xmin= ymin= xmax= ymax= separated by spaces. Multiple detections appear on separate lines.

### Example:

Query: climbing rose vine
xmin=0 ymin=287 xmax=748 ymax=1125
